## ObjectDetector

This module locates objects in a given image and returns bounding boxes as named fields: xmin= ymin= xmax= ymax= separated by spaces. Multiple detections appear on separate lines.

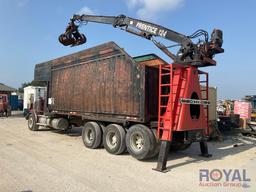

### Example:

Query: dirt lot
xmin=0 ymin=113 xmax=256 ymax=192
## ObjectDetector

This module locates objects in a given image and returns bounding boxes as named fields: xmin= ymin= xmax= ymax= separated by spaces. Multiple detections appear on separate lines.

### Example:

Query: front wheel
xmin=28 ymin=113 xmax=39 ymax=131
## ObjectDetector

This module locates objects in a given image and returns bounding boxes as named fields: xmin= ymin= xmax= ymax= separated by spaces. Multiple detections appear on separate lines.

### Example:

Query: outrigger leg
xmin=199 ymin=141 xmax=212 ymax=158
xmin=153 ymin=141 xmax=171 ymax=173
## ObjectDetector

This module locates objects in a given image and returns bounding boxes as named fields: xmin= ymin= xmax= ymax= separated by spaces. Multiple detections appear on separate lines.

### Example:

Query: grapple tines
xmin=59 ymin=33 xmax=86 ymax=47
xmin=59 ymin=21 xmax=87 ymax=47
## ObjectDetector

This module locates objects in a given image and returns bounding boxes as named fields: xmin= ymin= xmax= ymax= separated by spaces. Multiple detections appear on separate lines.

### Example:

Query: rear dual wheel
xmin=82 ymin=122 xmax=159 ymax=160
xmin=103 ymin=124 xmax=159 ymax=159
xmin=126 ymin=124 xmax=159 ymax=160
xmin=82 ymin=122 xmax=127 ymax=155
xmin=170 ymin=143 xmax=192 ymax=151
xmin=103 ymin=124 xmax=126 ymax=155
xmin=82 ymin=122 xmax=102 ymax=149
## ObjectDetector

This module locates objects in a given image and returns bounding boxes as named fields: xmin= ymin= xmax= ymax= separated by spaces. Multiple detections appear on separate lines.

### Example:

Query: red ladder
xmin=157 ymin=64 xmax=185 ymax=141
xmin=199 ymin=70 xmax=209 ymax=136
xmin=157 ymin=64 xmax=172 ymax=141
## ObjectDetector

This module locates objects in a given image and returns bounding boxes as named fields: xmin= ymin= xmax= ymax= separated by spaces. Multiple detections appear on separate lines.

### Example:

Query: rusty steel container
xmin=35 ymin=42 xmax=168 ymax=124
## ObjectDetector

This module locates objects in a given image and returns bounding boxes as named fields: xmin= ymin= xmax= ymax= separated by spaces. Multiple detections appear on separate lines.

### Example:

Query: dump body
xmin=35 ymin=42 xmax=167 ymax=124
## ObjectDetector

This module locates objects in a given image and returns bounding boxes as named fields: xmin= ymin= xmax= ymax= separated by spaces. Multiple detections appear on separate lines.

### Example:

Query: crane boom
xmin=59 ymin=14 xmax=224 ymax=66
xmin=76 ymin=14 xmax=191 ymax=44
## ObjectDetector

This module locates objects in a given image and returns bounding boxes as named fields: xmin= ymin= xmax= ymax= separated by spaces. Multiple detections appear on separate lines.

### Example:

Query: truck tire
xmin=170 ymin=143 xmax=192 ymax=151
xmin=98 ymin=123 xmax=105 ymax=147
xmin=148 ymin=129 xmax=160 ymax=158
xmin=126 ymin=124 xmax=156 ymax=160
xmin=103 ymin=124 xmax=126 ymax=155
xmin=82 ymin=122 xmax=102 ymax=149
xmin=28 ymin=113 xmax=39 ymax=131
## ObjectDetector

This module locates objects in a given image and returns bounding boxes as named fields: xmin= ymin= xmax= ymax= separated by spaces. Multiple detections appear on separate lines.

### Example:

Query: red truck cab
xmin=0 ymin=94 xmax=9 ymax=116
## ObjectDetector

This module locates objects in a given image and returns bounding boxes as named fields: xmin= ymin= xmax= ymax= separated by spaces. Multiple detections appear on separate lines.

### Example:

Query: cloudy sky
xmin=0 ymin=0 xmax=255 ymax=99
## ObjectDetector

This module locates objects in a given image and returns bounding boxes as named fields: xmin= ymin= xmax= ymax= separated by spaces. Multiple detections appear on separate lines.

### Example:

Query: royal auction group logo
xmin=199 ymin=169 xmax=251 ymax=188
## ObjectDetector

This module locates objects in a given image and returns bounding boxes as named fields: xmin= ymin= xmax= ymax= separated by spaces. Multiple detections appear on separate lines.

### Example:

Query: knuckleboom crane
xmin=59 ymin=14 xmax=223 ymax=66
xmin=59 ymin=14 xmax=224 ymax=172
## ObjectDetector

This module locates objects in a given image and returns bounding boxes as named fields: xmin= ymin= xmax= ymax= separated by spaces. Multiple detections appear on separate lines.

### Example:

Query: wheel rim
xmin=106 ymin=131 xmax=117 ymax=149
xmin=130 ymin=132 xmax=144 ymax=152
xmin=85 ymin=128 xmax=94 ymax=144
xmin=28 ymin=116 xmax=33 ymax=128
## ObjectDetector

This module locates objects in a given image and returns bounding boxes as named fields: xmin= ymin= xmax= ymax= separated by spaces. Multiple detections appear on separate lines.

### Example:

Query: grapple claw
xmin=58 ymin=33 xmax=86 ymax=47
xmin=59 ymin=21 xmax=87 ymax=47
xmin=59 ymin=34 xmax=76 ymax=46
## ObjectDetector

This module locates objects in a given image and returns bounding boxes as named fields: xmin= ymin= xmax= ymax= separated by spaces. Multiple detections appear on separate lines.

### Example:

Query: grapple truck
xmin=29 ymin=13 xmax=224 ymax=171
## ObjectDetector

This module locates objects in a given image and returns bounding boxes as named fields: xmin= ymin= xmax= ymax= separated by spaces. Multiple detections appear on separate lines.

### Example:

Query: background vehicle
xmin=0 ymin=94 xmax=11 ymax=117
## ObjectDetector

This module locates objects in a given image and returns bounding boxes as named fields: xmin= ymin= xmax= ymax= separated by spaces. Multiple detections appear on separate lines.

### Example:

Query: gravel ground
xmin=0 ymin=113 xmax=256 ymax=192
